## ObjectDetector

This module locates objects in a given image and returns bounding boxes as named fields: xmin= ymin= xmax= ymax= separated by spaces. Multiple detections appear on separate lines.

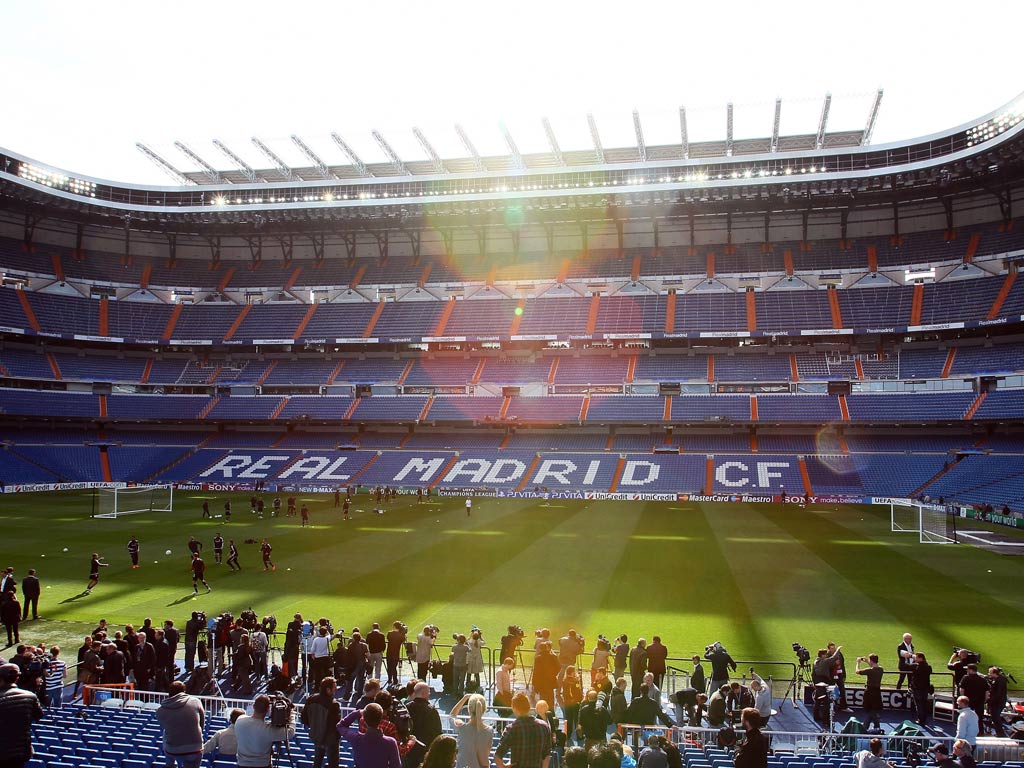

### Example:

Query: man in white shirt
xmin=308 ymin=626 xmax=333 ymax=691
xmin=204 ymin=708 xmax=244 ymax=756
xmin=465 ymin=497 xmax=472 ymax=516
xmin=235 ymin=695 xmax=295 ymax=768
xmin=750 ymin=671 xmax=773 ymax=724
xmin=955 ymin=695 xmax=980 ymax=747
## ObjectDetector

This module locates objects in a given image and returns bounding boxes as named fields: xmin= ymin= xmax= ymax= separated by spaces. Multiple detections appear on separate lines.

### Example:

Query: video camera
xmin=596 ymin=634 xmax=612 ymax=651
xmin=396 ymin=622 xmax=409 ymax=635
xmin=953 ymin=646 xmax=982 ymax=665
xmin=194 ymin=611 xmax=206 ymax=623
xmin=425 ymin=624 xmax=439 ymax=639
xmin=269 ymin=691 xmax=295 ymax=728
xmin=262 ymin=615 xmax=277 ymax=634
xmin=792 ymin=642 xmax=811 ymax=664
xmin=508 ymin=625 xmax=525 ymax=639
xmin=706 ymin=641 xmax=727 ymax=655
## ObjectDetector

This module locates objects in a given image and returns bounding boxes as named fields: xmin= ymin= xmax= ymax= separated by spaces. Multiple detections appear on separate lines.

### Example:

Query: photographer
xmin=558 ymin=630 xmax=585 ymax=674
xmin=592 ymin=636 xmax=612 ymax=681
xmin=283 ymin=614 xmax=303 ymax=679
xmin=342 ymin=631 xmax=371 ymax=705
xmin=367 ymin=623 xmax=387 ymax=681
xmin=501 ymin=626 xmax=524 ymax=672
xmin=613 ymin=635 xmax=630 ymax=680
xmin=958 ymin=664 xmax=988 ymax=728
xmin=184 ymin=612 xmax=205 ymax=674
xmin=451 ymin=634 xmax=470 ymax=697
xmin=415 ymin=626 xmax=436 ymax=681
xmin=466 ymin=627 xmax=485 ymax=693
xmin=235 ymin=694 xmax=296 ymax=768
xmin=812 ymin=646 xmax=841 ymax=685
xmin=385 ymin=621 xmax=407 ymax=687
xmin=947 ymin=649 xmax=972 ymax=689
xmin=704 ymin=642 xmax=737 ymax=692
xmin=854 ymin=655 xmax=884 ymax=732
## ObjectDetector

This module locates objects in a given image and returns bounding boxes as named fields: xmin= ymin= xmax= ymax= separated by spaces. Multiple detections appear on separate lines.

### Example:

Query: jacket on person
xmin=156 ymin=691 xmax=206 ymax=756
xmin=302 ymin=691 xmax=342 ymax=745
xmin=624 ymin=696 xmax=674 ymax=727
xmin=234 ymin=715 xmax=296 ymax=768
xmin=0 ymin=683 xmax=44 ymax=762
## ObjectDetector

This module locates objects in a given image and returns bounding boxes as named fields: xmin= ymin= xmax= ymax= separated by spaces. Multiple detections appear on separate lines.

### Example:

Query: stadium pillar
xmin=986 ymin=272 xmax=1017 ymax=319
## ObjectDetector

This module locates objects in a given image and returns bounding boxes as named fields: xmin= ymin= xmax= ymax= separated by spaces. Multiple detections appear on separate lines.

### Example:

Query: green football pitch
xmin=2 ymin=490 xmax=1022 ymax=681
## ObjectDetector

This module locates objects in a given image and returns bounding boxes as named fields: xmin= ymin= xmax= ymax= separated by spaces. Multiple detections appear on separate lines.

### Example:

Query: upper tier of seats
xmin=3 ymin=219 xmax=1023 ymax=290
xmin=0 ymin=387 xmax=1008 ymax=425
xmin=2 ymin=341 xmax=1023 ymax=387
xmin=1 ymin=270 xmax=1023 ymax=345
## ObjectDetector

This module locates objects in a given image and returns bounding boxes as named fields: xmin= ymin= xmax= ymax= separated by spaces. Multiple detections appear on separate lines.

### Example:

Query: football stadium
xmin=2 ymin=6 xmax=1024 ymax=768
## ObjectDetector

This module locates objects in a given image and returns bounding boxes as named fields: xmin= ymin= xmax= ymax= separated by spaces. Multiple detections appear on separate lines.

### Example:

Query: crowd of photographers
xmin=1 ymin=614 xmax=1017 ymax=768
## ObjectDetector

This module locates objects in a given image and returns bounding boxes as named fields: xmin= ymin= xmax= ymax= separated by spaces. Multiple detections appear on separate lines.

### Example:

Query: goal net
xmin=95 ymin=485 xmax=174 ymax=519
xmin=889 ymin=498 xmax=956 ymax=544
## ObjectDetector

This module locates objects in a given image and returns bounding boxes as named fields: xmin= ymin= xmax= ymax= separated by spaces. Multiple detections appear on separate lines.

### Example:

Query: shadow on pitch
xmin=165 ymin=593 xmax=204 ymax=607
xmin=59 ymin=591 xmax=91 ymax=603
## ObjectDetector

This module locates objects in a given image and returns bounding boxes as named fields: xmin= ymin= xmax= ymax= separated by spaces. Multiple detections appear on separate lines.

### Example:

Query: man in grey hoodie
xmin=156 ymin=680 xmax=206 ymax=768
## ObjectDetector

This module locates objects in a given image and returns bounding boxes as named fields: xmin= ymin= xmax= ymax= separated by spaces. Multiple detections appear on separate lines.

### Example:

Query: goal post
xmin=889 ymin=498 xmax=918 ymax=534
xmin=918 ymin=500 xmax=957 ymax=544
xmin=94 ymin=485 xmax=174 ymax=519
xmin=887 ymin=497 xmax=956 ymax=544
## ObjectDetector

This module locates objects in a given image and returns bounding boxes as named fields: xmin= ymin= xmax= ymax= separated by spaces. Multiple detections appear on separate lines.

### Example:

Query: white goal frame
xmin=889 ymin=498 xmax=957 ymax=544
xmin=95 ymin=485 xmax=174 ymax=519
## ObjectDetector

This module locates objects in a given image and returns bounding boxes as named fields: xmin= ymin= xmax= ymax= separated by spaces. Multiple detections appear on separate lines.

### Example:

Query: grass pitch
xmin=2 ymin=491 xmax=1022 ymax=681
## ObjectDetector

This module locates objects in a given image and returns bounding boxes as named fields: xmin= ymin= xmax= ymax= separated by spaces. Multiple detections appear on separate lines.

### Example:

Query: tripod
xmin=272 ymin=739 xmax=294 ymax=768
xmin=782 ymin=660 xmax=812 ymax=708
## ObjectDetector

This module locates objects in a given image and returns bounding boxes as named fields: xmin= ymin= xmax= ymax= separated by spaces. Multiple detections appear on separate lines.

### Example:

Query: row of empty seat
xmin=3 ymin=344 xmax=1024 ymax=386
xmin=1 ymin=273 xmax=1023 ymax=343
xmin=4 ymin=220 xmax=1022 ymax=290
xmin=0 ymin=388 xmax=1014 ymax=423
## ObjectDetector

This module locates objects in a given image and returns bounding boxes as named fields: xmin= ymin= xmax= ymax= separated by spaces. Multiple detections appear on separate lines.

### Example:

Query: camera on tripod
xmin=270 ymin=691 xmax=295 ymax=727
xmin=508 ymin=624 xmax=525 ymax=639
xmin=425 ymin=624 xmax=440 ymax=639
xmin=953 ymin=646 xmax=982 ymax=665
xmin=792 ymin=642 xmax=811 ymax=664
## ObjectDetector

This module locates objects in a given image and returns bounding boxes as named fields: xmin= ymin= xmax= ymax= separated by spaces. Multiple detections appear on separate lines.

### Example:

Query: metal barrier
xmin=81 ymin=685 xmax=956 ymax=758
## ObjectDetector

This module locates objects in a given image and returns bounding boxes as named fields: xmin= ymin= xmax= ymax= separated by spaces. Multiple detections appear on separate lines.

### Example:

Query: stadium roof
xmin=149 ymin=94 xmax=878 ymax=187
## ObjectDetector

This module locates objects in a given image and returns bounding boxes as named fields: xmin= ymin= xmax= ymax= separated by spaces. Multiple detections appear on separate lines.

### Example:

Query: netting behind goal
xmin=890 ymin=499 xmax=956 ymax=544
xmin=918 ymin=502 xmax=957 ymax=544
xmin=95 ymin=485 xmax=174 ymax=519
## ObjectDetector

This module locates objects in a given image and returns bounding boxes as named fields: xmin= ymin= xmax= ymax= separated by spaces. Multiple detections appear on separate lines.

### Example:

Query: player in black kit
xmin=260 ymin=539 xmax=275 ymax=571
xmin=127 ymin=536 xmax=140 ymax=569
xmin=86 ymin=553 xmax=108 ymax=594
xmin=226 ymin=539 xmax=240 ymax=571
xmin=191 ymin=553 xmax=211 ymax=594
xmin=212 ymin=534 xmax=224 ymax=564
